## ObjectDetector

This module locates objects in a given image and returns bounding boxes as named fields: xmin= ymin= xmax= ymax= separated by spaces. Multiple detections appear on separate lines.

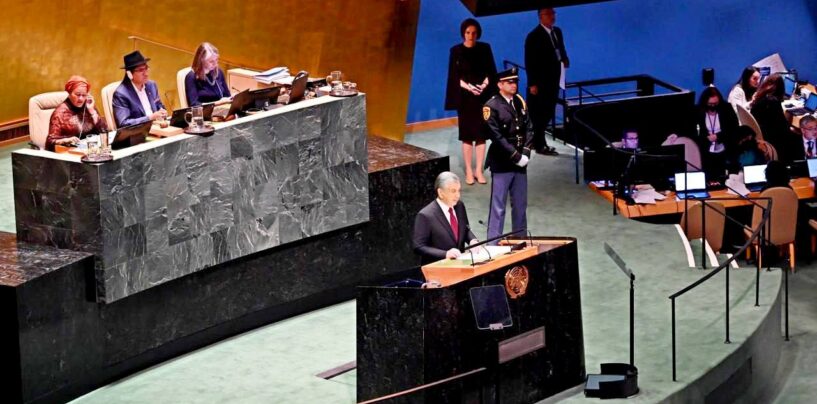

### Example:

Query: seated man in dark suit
xmin=412 ymin=171 xmax=478 ymax=264
xmin=112 ymin=50 xmax=167 ymax=128
xmin=794 ymin=115 xmax=817 ymax=160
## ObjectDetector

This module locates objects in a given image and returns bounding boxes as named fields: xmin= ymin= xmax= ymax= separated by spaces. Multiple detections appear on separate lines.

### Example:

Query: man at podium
xmin=412 ymin=171 xmax=478 ymax=264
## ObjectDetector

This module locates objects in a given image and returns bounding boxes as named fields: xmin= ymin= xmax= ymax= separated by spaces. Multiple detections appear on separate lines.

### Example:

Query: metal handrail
xmin=358 ymin=367 xmax=487 ymax=403
xmin=572 ymin=100 xmax=786 ymax=382
xmin=127 ymin=35 xmax=263 ymax=71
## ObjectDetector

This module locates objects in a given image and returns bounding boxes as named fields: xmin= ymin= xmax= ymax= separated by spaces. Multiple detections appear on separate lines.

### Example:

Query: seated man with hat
xmin=112 ymin=50 xmax=167 ymax=128
xmin=483 ymin=67 xmax=534 ymax=242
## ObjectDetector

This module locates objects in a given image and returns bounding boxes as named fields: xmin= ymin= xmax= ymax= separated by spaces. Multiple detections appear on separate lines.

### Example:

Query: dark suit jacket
xmin=112 ymin=78 xmax=166 ymax=128
xmin=751 ymin=95 xmax=792 ymax=161
xmin=412 ymin=200 xmax=477 ymax=265
xmin=696 ymin=104 xmax=739 ymax=153
xmin=524 ymin=25 xmax=568 ymax=91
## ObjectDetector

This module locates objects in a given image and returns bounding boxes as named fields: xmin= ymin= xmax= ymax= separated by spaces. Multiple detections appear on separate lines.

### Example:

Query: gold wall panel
xmin=0 ymin=0 xmax=420 ymax=140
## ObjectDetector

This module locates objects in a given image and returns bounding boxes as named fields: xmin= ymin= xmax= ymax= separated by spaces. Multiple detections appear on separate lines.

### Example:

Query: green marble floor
xmin=3 ymin=131 xmax=814 ymax=403
xmin=0 ymin=142 xmax=23 ymax=233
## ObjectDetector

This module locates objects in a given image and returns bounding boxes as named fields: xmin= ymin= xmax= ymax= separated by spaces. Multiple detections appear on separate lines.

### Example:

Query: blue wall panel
xmin=407 ymin=0 xmax=817 ymax=123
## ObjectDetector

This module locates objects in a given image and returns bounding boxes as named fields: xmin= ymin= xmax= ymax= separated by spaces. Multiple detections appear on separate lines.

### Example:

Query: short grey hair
xmin=435 ymin=171 xmax=460 ymax=191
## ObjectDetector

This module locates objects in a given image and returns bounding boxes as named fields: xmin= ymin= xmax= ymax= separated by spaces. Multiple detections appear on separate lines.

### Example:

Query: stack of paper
xmin=725 ymin=173 xmax=750 ymax=196
xmin=253 ymin=67 xmax=289 ymax=84
xmin=632 ymin=184 xmax=666 ymax=205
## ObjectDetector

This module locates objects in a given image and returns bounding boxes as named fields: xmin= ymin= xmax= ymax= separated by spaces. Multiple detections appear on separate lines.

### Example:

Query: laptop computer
xmin=111 ymin=120 xmax=152 ymax=150
xmin=808 ymin=159 xmax=817 ymax=178
xmin=788 ymin=93 xmax=817 ymax=116
xmin=287 ymin=71 xmax=309 ymax=104
xmin=784 ymin=76 xmax=797 ymax=98
xmin=226 ymin=87 xmax=282 ymax=117
xmin=169 ymin=104 xmax=215 ymax=128
xmin=743 ymin=164 xmax=767 ymax=191
xmin=789 ymin=160 xmax=809 ymax=178
xmin=674 ymin=171 xmax=709 ymax=199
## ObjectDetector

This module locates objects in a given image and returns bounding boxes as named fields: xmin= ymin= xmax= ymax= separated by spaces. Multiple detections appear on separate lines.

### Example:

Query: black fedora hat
xmin=121 ymin=50 xmax=151 ymax=70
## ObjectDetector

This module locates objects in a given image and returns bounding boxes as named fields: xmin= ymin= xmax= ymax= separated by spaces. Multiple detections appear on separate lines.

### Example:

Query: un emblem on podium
xmin=505 ymin=265 xmax=529 ymax=299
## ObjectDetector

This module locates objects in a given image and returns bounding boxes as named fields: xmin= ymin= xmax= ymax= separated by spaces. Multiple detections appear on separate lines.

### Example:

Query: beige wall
xmin=0 ymin=0 xmax=420 ymax=140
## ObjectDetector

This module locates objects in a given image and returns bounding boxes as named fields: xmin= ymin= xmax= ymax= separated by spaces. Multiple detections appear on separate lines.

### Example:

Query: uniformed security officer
xmin=483 ymin=67 xmax=534 ymax=242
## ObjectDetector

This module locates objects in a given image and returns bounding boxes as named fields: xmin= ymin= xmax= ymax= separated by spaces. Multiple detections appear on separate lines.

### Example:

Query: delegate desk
xmin=590 ymin=177 xmax=816 ymax=219
xmin=357 ymin=237 xmax=585 ymax=403
xmin=13 ymin=94 xmax=368 ymax=303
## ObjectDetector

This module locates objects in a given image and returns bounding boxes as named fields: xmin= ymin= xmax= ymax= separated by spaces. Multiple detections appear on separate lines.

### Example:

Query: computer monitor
xmin=469 ymin=285 xmax=512 ymax=330
xmin=674 ymin=171 xmax=706 ymax=192
xmin=808 ymin=159 xmax=817 ymax=178
xmin=744 ymin=164 xmax=767 ymax=185
xmin=804 ymin=93 xmax=817 ymax=111
xmin=111 ymin=120 xmax=151 ymax=150
xmin=784 ymin=76 xmax=797 ymax=98
xmin=288 ymin=71 xmax=309 ymax=104
xmin=583 ymin=144 xmax=685 ymax=190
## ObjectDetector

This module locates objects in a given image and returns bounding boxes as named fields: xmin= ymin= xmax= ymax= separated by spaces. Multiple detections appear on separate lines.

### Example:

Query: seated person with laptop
xmin=762 ymin=160 xmax=792 ymax=191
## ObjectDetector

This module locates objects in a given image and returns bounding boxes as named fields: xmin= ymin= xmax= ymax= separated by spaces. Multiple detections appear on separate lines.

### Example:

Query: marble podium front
xmin=13 ymin=95 xmax=368 ymax=302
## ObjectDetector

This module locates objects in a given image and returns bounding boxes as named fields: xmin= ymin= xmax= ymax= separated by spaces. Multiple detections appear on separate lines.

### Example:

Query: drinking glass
xmin=185 ymin=106 xmax=204 ymax=130
xmin=330 ymin=71 xmax=343 ymax=92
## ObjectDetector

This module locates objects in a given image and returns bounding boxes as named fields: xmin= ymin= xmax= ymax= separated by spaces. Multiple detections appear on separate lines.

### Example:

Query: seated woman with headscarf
xmin=46 ymin=75 xmax=108 ymax=151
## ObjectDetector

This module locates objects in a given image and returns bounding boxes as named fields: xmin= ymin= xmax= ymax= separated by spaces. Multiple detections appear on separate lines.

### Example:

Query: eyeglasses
xmin=803 ymin=125 xmax=817 ymax=131
xmin=707 ymin=103 xmax=719 ymax=108
xmin=132 ymin=65 xmax=150 ymax=74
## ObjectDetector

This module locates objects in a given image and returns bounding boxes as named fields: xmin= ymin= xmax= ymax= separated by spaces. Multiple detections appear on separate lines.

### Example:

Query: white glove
xmin=516 ymin=155 xmax=530 ymax=167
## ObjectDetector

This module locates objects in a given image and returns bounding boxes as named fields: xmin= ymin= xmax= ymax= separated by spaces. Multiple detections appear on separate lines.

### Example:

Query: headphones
xmin=126 ymin=70 xmax=134 ymax=80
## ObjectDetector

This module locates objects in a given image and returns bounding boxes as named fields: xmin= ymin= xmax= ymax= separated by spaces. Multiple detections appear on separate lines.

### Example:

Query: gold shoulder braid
xmin=514 ymin=94 xmax=527 ymax=111
xmin=483 ymin=106 xmax=491 ymax=121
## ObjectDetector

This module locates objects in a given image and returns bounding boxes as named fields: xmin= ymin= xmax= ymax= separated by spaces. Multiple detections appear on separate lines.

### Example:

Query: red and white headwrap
xmin=64 ymin=75 xmax=90 ymax=93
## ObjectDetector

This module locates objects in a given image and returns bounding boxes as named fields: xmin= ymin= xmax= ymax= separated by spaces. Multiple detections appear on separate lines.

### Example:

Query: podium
xmin=357 ymin=237 xmax=585 ymax=403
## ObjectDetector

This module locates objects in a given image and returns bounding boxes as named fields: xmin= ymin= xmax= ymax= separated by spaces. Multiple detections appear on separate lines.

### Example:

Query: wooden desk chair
xmin=662 ymin=135 xmax=702 ymax=172
xmin=757 ymin=140 xmax=778 ymax=161
xmin=735 ymin=104 xmax=765 ymax=142
xmin=28 ymin=91 xmax=68 ymax=150
xmin=809 ymin=219 xmax=817 ymax=255
xmin=681 ymin=201 xmax=726 ymax=252
xmin=744 ymin=187 xmax=798 ymax=271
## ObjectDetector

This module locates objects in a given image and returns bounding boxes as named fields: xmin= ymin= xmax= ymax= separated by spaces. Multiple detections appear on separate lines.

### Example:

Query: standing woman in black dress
xmin=445 ymin=18 xmax=497 ymax=185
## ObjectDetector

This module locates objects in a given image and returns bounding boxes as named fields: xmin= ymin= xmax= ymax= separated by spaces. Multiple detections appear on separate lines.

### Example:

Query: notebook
xmin=674 ymin=171 xmax=709 ymax=199
xmin=743 ymin=164 xmax=767 ymax=191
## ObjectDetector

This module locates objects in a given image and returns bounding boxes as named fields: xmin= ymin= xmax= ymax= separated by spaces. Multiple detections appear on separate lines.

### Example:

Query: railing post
xmin=671 ymin=298 xmax=677 ymax=382
xmin=701 ymin=200 xmax=707 ymax=269
xmin=785 ymin=259 xmax=790 ymax=341
xmin=725 ymin=257 xmax=731 ymax=344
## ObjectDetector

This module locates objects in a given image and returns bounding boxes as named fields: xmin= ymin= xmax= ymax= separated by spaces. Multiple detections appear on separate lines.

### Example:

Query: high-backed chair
xmin=662 ymin=134 xmax=702 ymax=172
xmin=101 ymin=81 xmax=120 ymax=130
xmin=757 ymin=140 xmax=778 ymax=161
xmin=177 ymin=67 xmax=192 ymax=109
xmin=28 ymin=91 xmax=68 ymax=149
xmin=681 ymin=201 xmax=727 ymax=253
xmin=744 ymin=187 xmax=798 ymax=271
xmin=735 ymin=104 xmax=765 ymax=142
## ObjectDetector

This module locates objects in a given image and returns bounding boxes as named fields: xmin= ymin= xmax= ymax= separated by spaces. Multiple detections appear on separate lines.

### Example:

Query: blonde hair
xmin=192 ymin=42 xmax=220 ymax=80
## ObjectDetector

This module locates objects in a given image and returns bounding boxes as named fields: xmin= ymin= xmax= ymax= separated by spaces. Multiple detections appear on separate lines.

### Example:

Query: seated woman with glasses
xmin=185 ymin=42 xmax=231 ymax=107
xmin=46 ymin=76 xmax=108 ymax=151
xmin=112 ymin=50 xmax=167 ymax=128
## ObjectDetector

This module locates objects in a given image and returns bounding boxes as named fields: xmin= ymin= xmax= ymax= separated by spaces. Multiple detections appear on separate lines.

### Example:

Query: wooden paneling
xmin=0 ymin=0 xmax=420 ymax=141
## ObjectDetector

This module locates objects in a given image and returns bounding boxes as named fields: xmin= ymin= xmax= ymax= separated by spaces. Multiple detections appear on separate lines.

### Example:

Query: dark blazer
xmin=524 ymin=25 xmax=568 ymax=90
xmin=444 ymin=42 xmax=497 ymax=111
xmin=112 ymin=77 xmax=166 ymax=128
xmin=696 ymin=104 xmax=739 ymax=152
xmin=412 ymin=200 xmax=477 ymax=265
xmin=185 ymin=69 xmax=230 ymax=106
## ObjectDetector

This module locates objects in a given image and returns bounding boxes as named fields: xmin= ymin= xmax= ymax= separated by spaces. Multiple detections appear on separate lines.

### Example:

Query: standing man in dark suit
xmin=525 ymin=7 xmax=569 ymax=156
xmin=112 ymin=50 xmax=167 ymax=128
xmin=484 ymin=68 xmax=534 ymax=242
xmin=412 ymin=172 xmax=478 ymax=265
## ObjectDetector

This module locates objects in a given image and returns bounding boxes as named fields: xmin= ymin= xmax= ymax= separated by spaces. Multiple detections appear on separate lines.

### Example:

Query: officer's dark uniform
xmin=483 ymin=68 xmax=534 ymax=241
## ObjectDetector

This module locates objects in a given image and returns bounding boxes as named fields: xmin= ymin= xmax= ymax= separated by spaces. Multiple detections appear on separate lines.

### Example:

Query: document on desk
xmin=632 ymin=184 xmax=665 ymax=204
xmin=463 ymin=245 xmax=513 ymax=264
xmin=725 ymin=173 xmax=750 ymax=197
xmin=254 ymin=67 xmax=290 ymax=84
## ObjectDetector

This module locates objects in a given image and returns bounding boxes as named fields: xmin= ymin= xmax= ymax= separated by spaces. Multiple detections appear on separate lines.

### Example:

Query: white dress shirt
xmin=130 ymin=82 xmax=154 ymax=117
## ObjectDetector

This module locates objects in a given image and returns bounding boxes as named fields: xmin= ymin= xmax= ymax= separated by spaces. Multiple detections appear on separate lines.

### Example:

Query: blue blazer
xmin=112 ymin=77 xmax=166 ymax=128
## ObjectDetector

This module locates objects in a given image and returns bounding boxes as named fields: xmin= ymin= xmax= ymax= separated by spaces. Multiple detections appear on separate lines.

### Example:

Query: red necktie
xmin=448 ymin=207 xmax=459 ymax=242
